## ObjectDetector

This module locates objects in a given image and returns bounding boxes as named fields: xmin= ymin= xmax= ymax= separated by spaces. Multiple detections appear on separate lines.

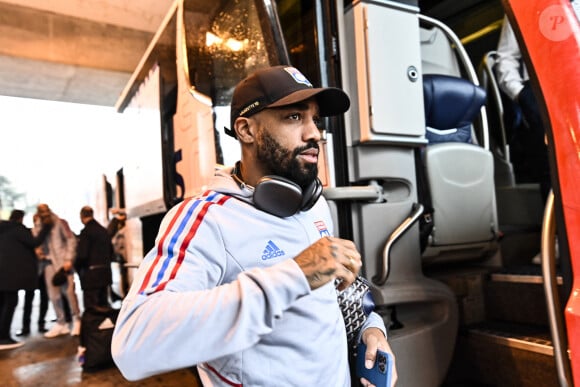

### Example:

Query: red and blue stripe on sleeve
xmin=137 ymin=191 xmax=231 ymax=295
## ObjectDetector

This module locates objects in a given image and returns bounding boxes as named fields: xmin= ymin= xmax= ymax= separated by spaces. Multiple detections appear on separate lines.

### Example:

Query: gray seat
xmin=421 ymin=74 xmax=499 ymax=264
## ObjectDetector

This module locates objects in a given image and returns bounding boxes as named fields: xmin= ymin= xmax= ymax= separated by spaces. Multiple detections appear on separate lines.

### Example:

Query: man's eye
xmin=314 ymin=117 xmax=322 ymax=128
xmin=288 ymin=113 xmax=301 ymax=120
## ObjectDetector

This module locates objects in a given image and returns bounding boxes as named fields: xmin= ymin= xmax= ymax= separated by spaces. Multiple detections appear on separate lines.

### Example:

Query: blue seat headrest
xmin=423 ymin=74 xmax=487 ymax=130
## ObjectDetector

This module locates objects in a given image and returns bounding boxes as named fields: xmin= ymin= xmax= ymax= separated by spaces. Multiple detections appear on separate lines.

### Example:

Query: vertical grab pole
xmin=542 ymin=190 xmax=572 ymax=387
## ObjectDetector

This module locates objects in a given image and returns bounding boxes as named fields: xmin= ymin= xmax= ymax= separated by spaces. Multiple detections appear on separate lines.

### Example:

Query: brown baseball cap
xmin=226 ymin=65 xmax=350 ymax=138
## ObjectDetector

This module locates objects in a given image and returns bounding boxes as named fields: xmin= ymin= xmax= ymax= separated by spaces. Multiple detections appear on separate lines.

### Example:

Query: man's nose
xmin=303 ymin=118 xmax=321 ymax=141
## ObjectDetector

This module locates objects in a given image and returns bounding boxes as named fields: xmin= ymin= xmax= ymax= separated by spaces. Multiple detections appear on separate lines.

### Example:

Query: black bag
xmin=51 ymin=267 xmax=69 ymax=286
xmin=79 ymin=307 xmax=120 ymax=372
xmin=414 ymin=148 xmax=434 ymax=253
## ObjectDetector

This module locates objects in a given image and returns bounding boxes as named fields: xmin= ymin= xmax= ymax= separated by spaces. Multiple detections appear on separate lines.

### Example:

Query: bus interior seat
xmin=420 ymin=22 xmax=480 ymax=147
xmin=420 ymin=26 xmax=461 ymax=76
xmin=420 ymin=74 xmax=498 ymax=264
xmin=422 ymin=74 xmax=484 ymax=144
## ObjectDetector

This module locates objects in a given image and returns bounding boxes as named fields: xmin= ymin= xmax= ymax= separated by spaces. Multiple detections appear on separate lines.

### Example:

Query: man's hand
xmin=62 ymin=261 xmax=73 ymax=272
xmin=34 ymin=247 xmax=46 ymax=259
xmin=293 ymin=236 xmax=362 ymax=291
xmin=360 ymin=327 xmax=397 ymax=387
xmin=112 ymin=208 xmax=127 ymax=221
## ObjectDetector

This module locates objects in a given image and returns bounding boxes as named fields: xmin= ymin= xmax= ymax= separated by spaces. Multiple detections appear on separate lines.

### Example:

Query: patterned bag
xmin=336 ymin=276 xmax=376 ymax=349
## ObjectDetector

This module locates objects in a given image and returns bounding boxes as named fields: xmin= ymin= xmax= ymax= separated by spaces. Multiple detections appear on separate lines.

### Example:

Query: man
xmin=112 ymin=66 xmax=397 ymax=387
xmin=0 ymin=210 xmax=51 ymax=349
xmin=35 ymin=203 xmax=82 ymax=338
xmin=17 ymin=245 xmax=50 ymax=336
xmin=75 ymin=206 xmax=113 ymax=310
xmin=106 ymin=208 xmax=129 ymax=298
xmin=495 ymin=15 xmax=551 ymax=203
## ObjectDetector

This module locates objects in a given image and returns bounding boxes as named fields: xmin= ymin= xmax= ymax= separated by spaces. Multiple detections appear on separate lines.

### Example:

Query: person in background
xmin=17 ymin=243 xmax=50 ymax=337
xmin=106 ymin=208 xmax=128 ymax=298
xmin=0 ymin=209 xmax=51 ymax=349
xmin=495 ymin=6 xmax=578 ymax=265
xmin=112 ymin=65 xmax=397 ymax=387
xmin=495 ymin=4 xmax=578 ymax=201
xmin=495 ymin=15 xmax=551 ymax=204
xmin=17 ymin=213 xmax=51 ymax=337
xmin=75 ymin=206 xmax=113 ymax=310
xmin=34 ymin=203 xmax=82 ymax=338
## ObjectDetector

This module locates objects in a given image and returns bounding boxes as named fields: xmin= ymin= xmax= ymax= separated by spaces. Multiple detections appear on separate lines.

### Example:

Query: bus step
xmin=490 ymin=264 xmax=563 ymax=285
xmin=443 ymin=321 xmax=558 ymax=387
xmin=485 ymin=265 xmax=563 ymax=327
xmin=467 ymin=321 xmax=553 ymax=355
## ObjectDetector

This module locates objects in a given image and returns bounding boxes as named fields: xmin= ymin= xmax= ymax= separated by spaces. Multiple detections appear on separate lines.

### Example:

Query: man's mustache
xmin=293 ymin=142 xmax=319 ymax=157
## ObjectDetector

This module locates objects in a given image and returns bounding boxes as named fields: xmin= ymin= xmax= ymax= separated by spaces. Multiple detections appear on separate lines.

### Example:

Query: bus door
xmin=505 ymin=0 xmax=580 ymax=385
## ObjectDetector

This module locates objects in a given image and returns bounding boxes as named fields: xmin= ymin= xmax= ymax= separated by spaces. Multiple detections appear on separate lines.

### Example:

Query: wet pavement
xmin=0 ymin=290 xmax=200 ymax=387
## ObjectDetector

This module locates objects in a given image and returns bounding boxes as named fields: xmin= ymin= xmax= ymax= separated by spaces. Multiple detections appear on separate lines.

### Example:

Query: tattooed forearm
xmin=294 ymin=237 xmax=344 ymax=290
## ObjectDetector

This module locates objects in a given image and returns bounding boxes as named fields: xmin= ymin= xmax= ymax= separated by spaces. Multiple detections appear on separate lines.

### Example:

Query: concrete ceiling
xmin=0 ymin=0 xmax=499 ymax=108
xmin=0 ymin=0 xmax=174 ymax=107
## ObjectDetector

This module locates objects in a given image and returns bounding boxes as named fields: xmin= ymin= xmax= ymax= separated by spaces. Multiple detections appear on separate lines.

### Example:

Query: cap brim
xmin=268 ymin=87 xmax=350 ymax=117
xmin=226 ymin=86 xmax=350 ymax=138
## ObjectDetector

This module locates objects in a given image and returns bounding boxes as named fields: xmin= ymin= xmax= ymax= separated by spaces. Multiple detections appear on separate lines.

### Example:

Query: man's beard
xmin=256 ymin=130 xmax=319 ymax=190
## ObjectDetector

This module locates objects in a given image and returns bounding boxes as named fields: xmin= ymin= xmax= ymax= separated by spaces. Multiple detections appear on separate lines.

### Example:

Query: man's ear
xmin=234 ymin=117 xmax=255 ymax=144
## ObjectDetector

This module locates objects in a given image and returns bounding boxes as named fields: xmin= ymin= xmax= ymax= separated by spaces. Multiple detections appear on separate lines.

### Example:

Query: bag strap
xmin=413 ymin=147 xmax=434 ymax=253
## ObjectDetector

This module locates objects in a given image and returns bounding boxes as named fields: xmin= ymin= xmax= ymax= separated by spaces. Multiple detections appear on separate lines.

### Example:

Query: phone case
xmin=356 ymin=343 xmax=393 ymax=387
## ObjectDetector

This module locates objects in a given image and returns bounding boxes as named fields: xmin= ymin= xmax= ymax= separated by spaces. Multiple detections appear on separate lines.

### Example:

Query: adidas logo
xmin=262 ymin=240 xmax=285 ymax=260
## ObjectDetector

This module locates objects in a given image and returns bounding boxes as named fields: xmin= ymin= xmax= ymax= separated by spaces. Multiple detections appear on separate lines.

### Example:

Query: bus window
xmin=181 ymin=0 xmax=290 ymax=166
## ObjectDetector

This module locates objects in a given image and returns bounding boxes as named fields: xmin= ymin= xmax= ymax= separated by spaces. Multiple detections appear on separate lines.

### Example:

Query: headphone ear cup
xmin=300 ymin=178 xmax=323 ymax=211
xmin=253 ymin=176 xmax=303 ymax=218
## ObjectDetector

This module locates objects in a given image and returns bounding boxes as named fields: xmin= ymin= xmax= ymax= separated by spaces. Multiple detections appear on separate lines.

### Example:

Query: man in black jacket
xmin=75 ymin=206 xmax=113 ymax=311
xmin=0 ymin=209 xmax=51 ymax=349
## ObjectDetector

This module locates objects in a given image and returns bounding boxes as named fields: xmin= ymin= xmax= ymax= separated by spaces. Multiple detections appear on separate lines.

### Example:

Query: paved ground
xmin=0 ymin=290 xmax=200 ymax=387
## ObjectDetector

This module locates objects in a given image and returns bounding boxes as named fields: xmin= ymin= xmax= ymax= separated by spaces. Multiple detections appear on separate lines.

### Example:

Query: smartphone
xmin=356 ymin=343 xmax=393 ymax=387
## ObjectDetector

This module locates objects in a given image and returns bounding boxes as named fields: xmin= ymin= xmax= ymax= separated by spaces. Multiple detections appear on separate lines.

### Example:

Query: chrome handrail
xmin=541 ymin=190 xmax=572 ymax=387
xmin=373 ymin=203 xmax=423 ymax=286
xmin=479 ymin=51 xmax=511 ymax=163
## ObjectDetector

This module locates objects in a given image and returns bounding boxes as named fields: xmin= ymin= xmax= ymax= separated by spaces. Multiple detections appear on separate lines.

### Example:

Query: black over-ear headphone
xmin=232 ymin=162 xmax=323 ymax=218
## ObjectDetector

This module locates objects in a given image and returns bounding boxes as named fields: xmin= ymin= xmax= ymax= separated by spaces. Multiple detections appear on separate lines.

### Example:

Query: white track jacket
xmin=112 ymin=167 xmax=386 ymax=386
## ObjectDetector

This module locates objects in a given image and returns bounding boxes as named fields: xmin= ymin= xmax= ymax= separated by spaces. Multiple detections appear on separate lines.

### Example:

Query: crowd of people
xmin=0 ymin=203 xmax=125 ymax=350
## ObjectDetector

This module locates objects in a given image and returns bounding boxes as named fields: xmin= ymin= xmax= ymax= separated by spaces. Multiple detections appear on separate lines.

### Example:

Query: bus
xmin=100 ymin=0 xmax=580 ymax=385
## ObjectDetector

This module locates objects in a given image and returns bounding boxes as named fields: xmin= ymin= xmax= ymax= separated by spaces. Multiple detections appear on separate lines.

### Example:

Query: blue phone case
xmin=355 ymin=343 xmax=393 ymax=387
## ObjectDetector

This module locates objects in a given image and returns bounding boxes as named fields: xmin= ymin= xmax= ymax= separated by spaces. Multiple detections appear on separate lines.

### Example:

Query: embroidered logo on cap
xmin=239 ymin=101 xmax=260 ymax=117
xmin=284 ymin=67 xmax=313 ymax=87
